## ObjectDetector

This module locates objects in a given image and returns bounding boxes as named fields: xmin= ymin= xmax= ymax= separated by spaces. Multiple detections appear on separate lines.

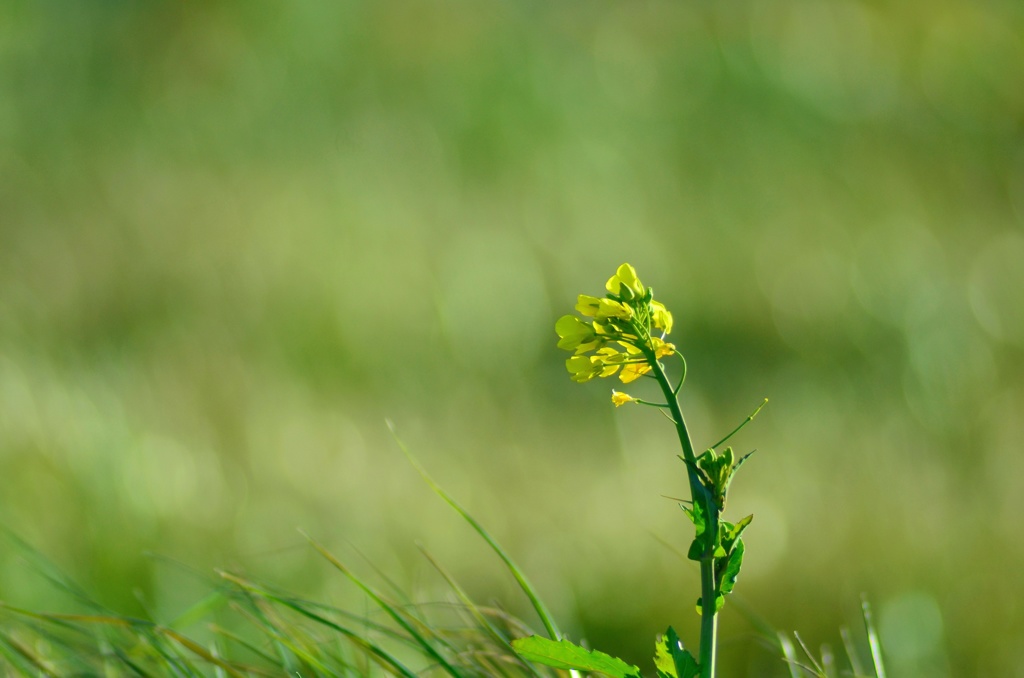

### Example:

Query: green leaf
xmin=720 ymin=514 xmax=752 ymax=554
xmin=732 ymin=449 xmax=756 ymax=475
xmin=687 ymin=538 xmax=704 ymax=562
xmin=696 ymin=595 xmax=725 ymax=615
xmin=512 ymin=636 xmax=641 ymax=678
xmin=654 ymin=627 xmax=700 ymax=678
xmin=719 ymin=538 xmax=745 ymax=595
xmin=681 ymin=500 xmax=706 ymax=537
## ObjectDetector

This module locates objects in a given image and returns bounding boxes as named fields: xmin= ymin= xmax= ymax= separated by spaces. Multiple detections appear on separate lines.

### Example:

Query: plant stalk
xmin=648 ymin=353 xmax=718 ymax=678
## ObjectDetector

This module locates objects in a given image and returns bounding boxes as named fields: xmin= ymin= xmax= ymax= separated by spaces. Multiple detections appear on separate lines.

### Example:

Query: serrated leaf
xmin=512 ymin=636 xmax=641 ymax=678
xmin=654 ymin=627 xmax=700 ymax=678
xmin=719 ymin=538 xmax=745 ymax=595
xmin=654 ymin=631 xmax=677 ymax=676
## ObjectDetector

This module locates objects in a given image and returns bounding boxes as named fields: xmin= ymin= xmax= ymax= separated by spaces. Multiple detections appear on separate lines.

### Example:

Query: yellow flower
xmin=565 ymin=348 xmax=625 ymax=383
xmin=619 ymin=362 xmax=652 ymax=384
xmin=611 ymin=390 xmax=638 ymax=407
xmin=559 ymin=264 xmax=679 ymax=386
xmin=575 ymin=295 xmax=602 ymax=317
xmin=565 ymin=355 xmax=601 ymax=383
xmin=576 ymin=295 xmax=633 ymax=322
xmin=605 ymin=263 xmax=645 ymax=300
xmin=650 ymin=336 xmax=676 ymax=359
xmin=650 ymin=300 xmax=674 ymax=335
xmin=555 ymin=315 xmax=601 ymax=353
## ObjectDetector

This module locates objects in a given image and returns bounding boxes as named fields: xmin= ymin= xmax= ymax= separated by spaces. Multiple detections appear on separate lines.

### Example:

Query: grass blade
xmin=302 ymin=534 xmax=466 ymax=678
xmin=221 ymin=570 xmax=419 ymax=678
xmin=0 ymin=627 xmax=54 ymax=675
xmin=821 ymin=643 xmax=836 ymax=678
xmin=840 ymin=626 xmax=866 ymax=677
xmin=861 ymin=597 xmax=886 ymax=678
xmin=793 ymin=631 xmax=825 ymax=675
xmin=388 ymin=422 xmax=562 ymax=641
xmin=417 ymin=544 xmax=547 ymax=678
xmin=778 ymin=631 xmax=803 ymax=678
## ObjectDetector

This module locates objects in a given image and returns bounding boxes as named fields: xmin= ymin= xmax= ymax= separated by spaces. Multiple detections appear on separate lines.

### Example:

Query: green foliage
xmin=654 ymin=627 xmax=700 ymax=678
xmin=0 ymin=477 xmax=564 ymax=678
xmin=511 ymin=636 xmax=641 ymax=678
xmin=0 ymin=374 xmax=896 ymax=678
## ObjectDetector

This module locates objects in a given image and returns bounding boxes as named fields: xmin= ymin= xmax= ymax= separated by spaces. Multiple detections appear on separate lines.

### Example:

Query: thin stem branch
xmin=673 ymin=353 xmax=688 ymax=396
xmin=635 ymin=399 xmax=671 ymax=409
xmin=708 ymin=398 xmax=768 ymax=451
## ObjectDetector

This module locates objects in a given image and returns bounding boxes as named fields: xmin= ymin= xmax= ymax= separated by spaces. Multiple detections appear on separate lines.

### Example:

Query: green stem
xmin=647 ymin=351 xmax=718 ymax=678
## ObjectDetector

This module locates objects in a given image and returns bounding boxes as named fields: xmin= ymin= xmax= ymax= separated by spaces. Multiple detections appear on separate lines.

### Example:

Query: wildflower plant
xmin=514 ymin=264 xmax=765 ymax=678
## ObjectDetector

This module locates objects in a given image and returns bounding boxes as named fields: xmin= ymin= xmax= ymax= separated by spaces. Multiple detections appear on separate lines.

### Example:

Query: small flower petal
xmin=619 ymin=362 xmax=652 ymax=383
xmin=650 ymin=300 xmax=674 ymax=334
xmin=575 ymin=295 xmax=603 ymax=317
xmin=605 ymin=263 xmax=645 ymax=298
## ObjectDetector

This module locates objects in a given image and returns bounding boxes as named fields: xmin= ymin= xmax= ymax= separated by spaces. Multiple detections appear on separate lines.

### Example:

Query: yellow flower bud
xmin=611 ymin=390 xmax=638 ymax=407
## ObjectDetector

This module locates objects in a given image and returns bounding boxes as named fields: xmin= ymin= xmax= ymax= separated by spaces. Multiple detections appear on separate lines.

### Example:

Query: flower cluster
xmin=555 ymin=264 xmax=676 ymax=398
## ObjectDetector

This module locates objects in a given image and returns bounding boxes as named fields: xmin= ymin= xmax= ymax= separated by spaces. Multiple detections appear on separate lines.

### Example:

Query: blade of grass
xmin=388 ymin=422 xmax=562 ymax=641
xmin=861 ymin=597 xmax=886 ymax=678
xmin=5 ymin=617 xmax=97 ymax=674
xmin=778 ymin=632 xmax=803 ymax=678
xmin=0 ymin=628 xmax=53 ymax=676
xmin=221 ymin=571 xmax=419 ymax=678
xmin=161 ymin=627 xmax=248 ymax=678
xmin=166 ymin=590 xmax=229 ymax=631
xmin=111 ymin=645 xmax=157 ymax=678
xmin=3 ymin=600 xmax=245 ymax=677
xmin=2 ymin=529 xmax=113 ymax=615
xmin=139 ymin=629 xmax=202 ymax=678
xmin=793 ymin=631 xmax=826 ymax=676
xmin=840 ymin=626 xmax=866 ymax=677
xmin=209 ymin=622 xmax=280 ymax=666
xmin=302 ymin=534 xmax=467 ymax=678
xmin=229 ymin=584 xmax=338 ymax=676
xmin=347 ymin=540 xmax=417 ymax=611
xmin=821 ymin=643 xmax=835 ymax=678
xmin=417 ymin=544 xmax=546 ymax=678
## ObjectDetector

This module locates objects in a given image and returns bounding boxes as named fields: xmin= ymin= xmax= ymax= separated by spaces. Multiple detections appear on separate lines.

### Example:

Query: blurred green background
xmin=2 ymin=1 xmax=1023 ymax=675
